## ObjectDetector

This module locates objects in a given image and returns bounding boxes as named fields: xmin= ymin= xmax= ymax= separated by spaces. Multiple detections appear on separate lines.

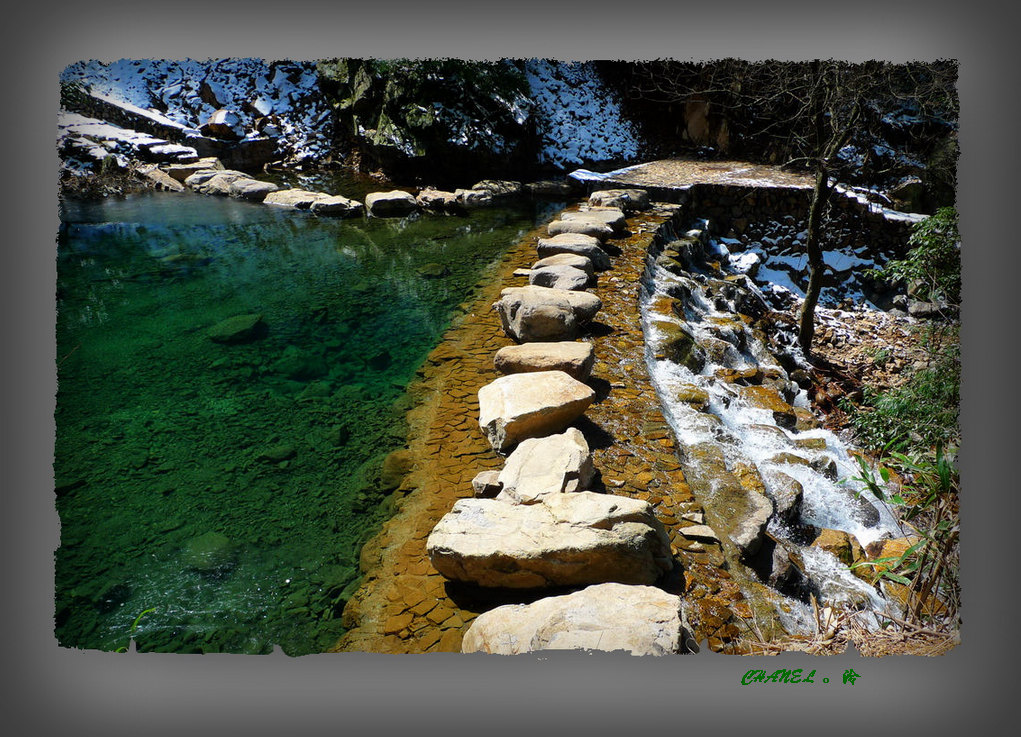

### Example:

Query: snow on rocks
xmin=477 ymin=370 xmax=595 ymax=452
xmin=461 ymin=583 xmax=690 ymax=655
xmin=425 ymin=492 xmax=672 ymax=588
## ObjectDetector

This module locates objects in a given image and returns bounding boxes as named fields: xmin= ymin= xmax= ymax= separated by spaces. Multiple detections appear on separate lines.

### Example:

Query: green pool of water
xmin=55 ymin=189 xmax=561 ymax=654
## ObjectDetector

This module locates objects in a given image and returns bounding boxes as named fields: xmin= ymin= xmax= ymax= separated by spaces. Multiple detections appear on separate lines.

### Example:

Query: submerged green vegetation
xmin=54 ymin=187 xmax=556 ymax=654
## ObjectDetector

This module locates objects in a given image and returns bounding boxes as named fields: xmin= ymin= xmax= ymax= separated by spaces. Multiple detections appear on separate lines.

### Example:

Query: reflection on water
xmin=55 ymin=189 xmax=558 ymax=654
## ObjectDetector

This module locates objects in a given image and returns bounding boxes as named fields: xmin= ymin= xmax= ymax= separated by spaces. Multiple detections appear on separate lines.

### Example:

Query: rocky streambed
xmin=332 ymin=178 xmax=927 ymax=656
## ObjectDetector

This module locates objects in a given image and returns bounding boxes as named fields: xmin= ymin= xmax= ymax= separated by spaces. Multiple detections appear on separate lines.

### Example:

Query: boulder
xmin=426 ymin=492 xmax=672 ymax=588
xmin=562 ymin=207 xmax=627 ymax=233
xmin=188 ymin=170 xmax=251 ymax=195
xmin=494 ymin=286 xmax=602 ymax=343
xmin=183 ymin=531 xmax=236 ymax=573
xmin=454 ymin=188 xmax=493 ymax=208
xmin=365 ymin=190 xmax=418 ymax=217
xmin=471 ymin=470 xmax=503 ymax=498
xmin=496 ymin=427 xmax=595 ymax=504
xmin=264 ymin=188 xmax=326 ymax=209
xmin=310 ymin=195 xmax=364 ymax=218
xmin=547 ymin=217 xmax=614 ymax=241
xmin=536 ymin=233 xmax=612 ymax=271
xmin=461 ymin=583 xmax=689 ymax=655
xmin=416 ymin=187 xmax=460 ymax=210
xmin=477 ymin=370 xmax=595 ymax=452
xmin=649 ymin=320 xmax=706 ymax=372
xmin=200 ymin=109 xmax=244 ymax=141
xmin=472 ymin=179 xmax=524 ymax=198
xmin=738 ymin=385 xmax=797 ymax=430
xmin=529 ymin=264 xmax=592 ymax=291
xmin=760 ymin=469 xmax=805 ymax=527
xmin=207 ymin=313 xmax=266 ymax=344
xmin=531 ymin=253 xmax=595 ymax=280
xmin=228 ymin=177 xmax=279 ymax=202
xmin=810 ymin=528 xmax=866 ymax=568
xmin=493 ymin=341 xmax=595 ymax=381
xmin=164 ymin=157 xmax=224 ymax=182
xmin=589 ymin=188 xmax=650 ymax=212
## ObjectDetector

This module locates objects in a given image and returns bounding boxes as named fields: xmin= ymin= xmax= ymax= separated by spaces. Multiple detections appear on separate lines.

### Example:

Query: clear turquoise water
xmin=55 ymin=187 xmax=560 ymax=654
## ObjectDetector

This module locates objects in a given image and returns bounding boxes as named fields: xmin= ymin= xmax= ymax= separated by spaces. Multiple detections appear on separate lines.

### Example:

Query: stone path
xmin=333 ymin=192 xmax=755 ymax=654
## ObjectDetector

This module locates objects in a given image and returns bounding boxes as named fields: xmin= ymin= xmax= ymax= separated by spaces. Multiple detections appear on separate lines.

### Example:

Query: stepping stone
xmin=365 ymin=190 xmax=418 ymax=217
xmin=562 ymin=206 xmax=627 ymax=233
xmin=228 ymin=178 xmax=279 ymax=201
xmin=416 ymin=188 xmax=460 ymax=210
xmin=529 ymin=264 xmax=592 ymax=291
xmin=477 ymin=370 xmax=595 ymax=452
xmin=471 ymin=179 xmax=524 ymax=198
xmin=531 ymin=253 xmax=595 ymax=279
xmin=426 ymin=491 xmax=672 ymax=588
xmin=496 ymin=427 xmax=595 ymax=504
xmin=461 ymin=583 xmax=690 ymax=655
xmin=493 ymin=341 xmax=595 ymax=381
xmin=547 ymin=217 xmax=614 ymax=241
xmin=310 ymin=195 xmax=364 ymax=218
xmin=536 ymin=233 xmax=612 ymax=271
xmin=589 ymin=188 xmax=650 ymax=212
xmin=493 ymin=286 xmax=601 ymax=343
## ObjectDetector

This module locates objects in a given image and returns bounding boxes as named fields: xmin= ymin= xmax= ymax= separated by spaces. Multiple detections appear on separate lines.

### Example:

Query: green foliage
xmin=114 ymin=607 xmax=156 ymax=653
xmin=875 ymin=206 xmax=961 ymax=306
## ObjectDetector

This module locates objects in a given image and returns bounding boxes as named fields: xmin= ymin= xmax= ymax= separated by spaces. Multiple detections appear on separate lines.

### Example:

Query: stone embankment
xmin=333 ymin=189 xmax=772 ymax=656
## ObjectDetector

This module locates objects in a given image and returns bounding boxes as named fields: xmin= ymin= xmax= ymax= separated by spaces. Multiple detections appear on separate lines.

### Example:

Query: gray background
xmin=5 ymin=1 xmax=1011 ymax=733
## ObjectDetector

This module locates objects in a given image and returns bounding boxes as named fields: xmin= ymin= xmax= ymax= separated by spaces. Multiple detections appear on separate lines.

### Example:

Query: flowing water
xmin=55 ymin=183 xmax=562 ymax=654
xmin=641 ymin=219 xmax=906 ymax=634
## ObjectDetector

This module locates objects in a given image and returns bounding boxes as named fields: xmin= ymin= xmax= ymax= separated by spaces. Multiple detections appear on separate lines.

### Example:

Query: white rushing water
xmin=640 ymin=222 xmax=908 ymax=627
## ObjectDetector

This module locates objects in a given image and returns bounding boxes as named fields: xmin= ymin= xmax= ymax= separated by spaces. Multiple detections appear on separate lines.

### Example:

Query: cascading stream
xmin=640 ymin=218 xmax=909 ymax=636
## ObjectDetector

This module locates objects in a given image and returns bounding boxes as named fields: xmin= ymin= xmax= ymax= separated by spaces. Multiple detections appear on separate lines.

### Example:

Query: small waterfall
xmin=641 ymin=219 xmax=908 ymax=634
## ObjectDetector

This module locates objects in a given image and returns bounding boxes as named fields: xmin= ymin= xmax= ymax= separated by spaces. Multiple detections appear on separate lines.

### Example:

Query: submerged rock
xmin=426 ymin=492 xmax=672 ymax=588
xmin=207 ymin=313 xmax=266 ymax=344
xmin=461 ymin=583 xmax=690 ymax=655
xmin=477 ymin=370 xmax=595 ymax=452
xmin=183 ymin=531 xmax=236 ymax=573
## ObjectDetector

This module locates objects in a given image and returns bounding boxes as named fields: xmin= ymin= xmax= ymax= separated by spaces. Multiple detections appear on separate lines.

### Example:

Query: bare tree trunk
xmin=797 ymin=166 xmax=833 ymax=358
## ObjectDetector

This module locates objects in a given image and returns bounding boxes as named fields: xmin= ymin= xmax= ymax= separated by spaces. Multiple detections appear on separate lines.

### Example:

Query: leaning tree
xmin=619 ymin=59 xmax=958 ymax=358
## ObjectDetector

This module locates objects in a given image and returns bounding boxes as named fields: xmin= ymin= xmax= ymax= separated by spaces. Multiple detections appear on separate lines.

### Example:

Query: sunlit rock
xmin=528 ymin=264 xmax=592 ymax=291
xmin=494 ymin=285 xmax=602 ymax=343
xmin=536 ymin=233 xmax=612 ymax=271
xmin=531 ymin=252 xmax=595 ymax=280
xmin=477 ymin=370 xmax=595 ymax=452
xmin=562 ymin=206 xmax=627 ymax=233
xmin=461 ymin=583 xmax=690 ymax=655
xmin=588 ymin=188 xmax=650 ymax=212
xmin=496 ymin=427 xmax=594 ymax=504
xmin=365 ymin=190 xmax=418 ymax=217
xmin=547 ymin=217 xmax=614 ymax=241
xmin=426 ymin=492 xmax=672 ymax=588
xmin=493 ymin=341 xmax=595 ymax=381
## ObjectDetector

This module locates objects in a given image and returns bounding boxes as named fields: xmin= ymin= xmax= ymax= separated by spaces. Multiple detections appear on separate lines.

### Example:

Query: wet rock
xmin=528 ymin=264 xmax=592 ymax=291
xmin=738 ymin=385 xmax=797 ymax=429
xmin=477 ymin=370 xmax=595 ymax=452
xmin=649 ymin=320 xmax=705 ymax=372
xmin=417 ymin=262 xmax=450 ymax=278
xmin=588 ymin=188 xmax=650 ymax=212
xmin=270 ymin=345 xmax=327 ymax=380
xmin=259 ymin=443 xmax=296 ymax=462
xmin=760 ymin=469 xmax=805 ymax=528
xmin=183 ymin=531 xmax=236 ymax=573
xmin=810 ymin=528 xmax=866 ymax=568
xmin=675 ymin=383 xmax=710 ymax=411
xmin=461 ymin=583 xmax=690 ymax=655
xmin=365 ymin=190 xmax=418 ymax=217
xmin=496 ymin=427 xmax=595 ymax=504
xmin=493 ymin=341 xmax=595 ymax=381
xmin=426 ymin=492 xmax=672 ymax=588
xmin=380 ymin=449 xmax=415 ymax=491
xmin=547 ymin=217 xmax=614 ymax=241
xmin=536 ymin=233 xmax=612 ymax=271
xmin=207 ymin=313 xmax=266 ymax=344
xmin=494 ymin=286 xmax=602 ymax=343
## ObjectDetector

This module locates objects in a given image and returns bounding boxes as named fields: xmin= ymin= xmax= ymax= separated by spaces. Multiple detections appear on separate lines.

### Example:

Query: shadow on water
xmin=54 ymin=190 xmax=561 ymax=654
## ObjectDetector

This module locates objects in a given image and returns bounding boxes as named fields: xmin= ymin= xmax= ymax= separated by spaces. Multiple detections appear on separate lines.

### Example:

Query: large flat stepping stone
xmin=494 ymin=285 xmax=602 ymax=343
xmin=365 ymin=190 xmax=419 ymax=217
xmin=416 ymin=187 xmax=460 ymax=210
xmin=493 ymin=341 xmax=595 ymax=381
xmin=310 ymin=194 xmax=364 ymax=218
xmin=532 ymin=253 xmax=595 ymax=279
xmin=536 ymin=233 xmax=612 ymax=271
xmin=561 ymin=206 xmax=627 ymax=233
xmin=478 ymin=370 xmax=595 ymax=452
xmin=529 ymin=264 xmax=592 ymax=291
xmin=496 ymin=427 xmax=595 ymax=504
xmin=264 ymin=188 xmax=328 ymax=209
xmin=426 ymin=492 xmax=672 ymax=588
xmin=589 ymin=188 xmax=650 ymax=212
xmin=547 ymin=217 xmax=614 ymax=241
xmin=461 ymin=583 xmax=689 ymax=655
